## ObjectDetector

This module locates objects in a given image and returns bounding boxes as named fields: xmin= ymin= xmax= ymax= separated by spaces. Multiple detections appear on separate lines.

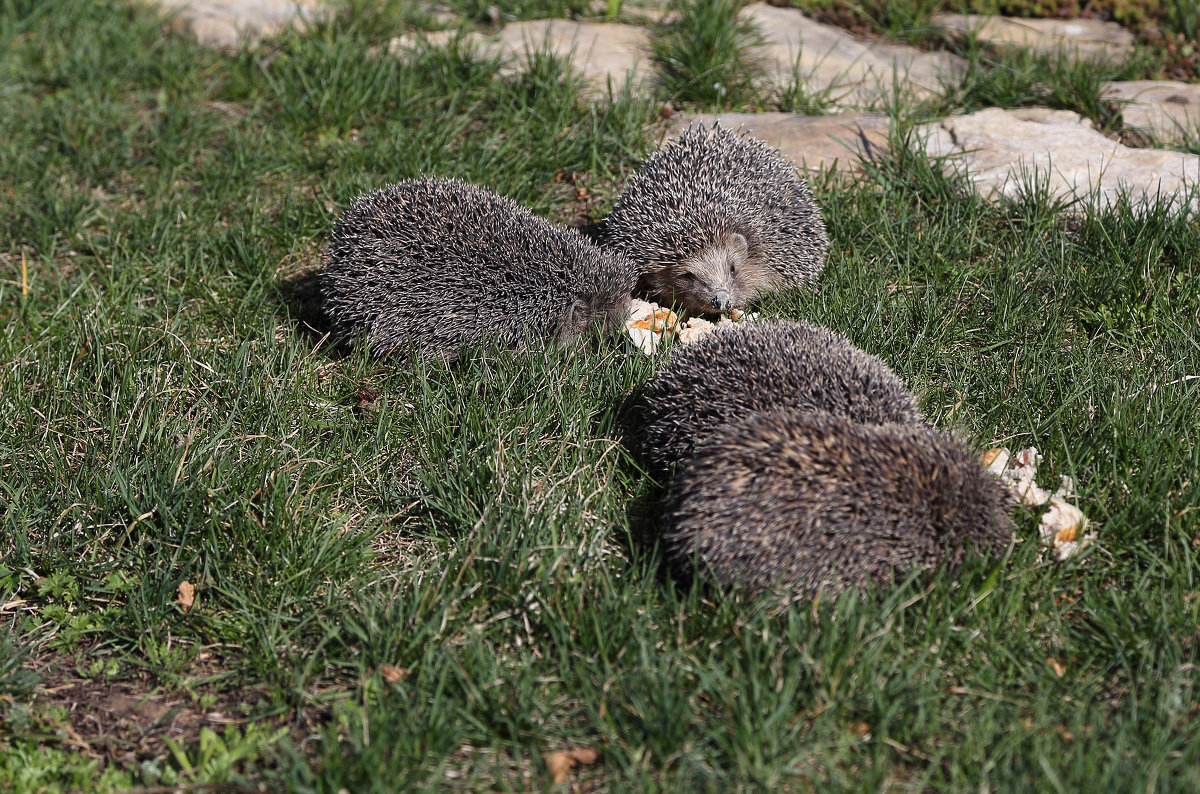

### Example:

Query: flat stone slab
xmin=148 ymin=0 xmax=326 ymax=51
xmin=932 ymin=14 xmax=1134 ymax=62
xmin=919 ymin=107 xmax=1199 ymax=211
xmin=391 ymin=20 xmax=653 ymax=95
xmin=1103 ymin=81 xmax=1200 ymax=143
xmin=742 ymin=4 xmax=964 ymax=109
xmin=666 ymin=112 xmax=890 ymax=174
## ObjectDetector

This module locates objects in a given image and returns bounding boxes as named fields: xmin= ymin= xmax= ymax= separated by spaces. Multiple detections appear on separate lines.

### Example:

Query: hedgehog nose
xmin=714 ymin=292 xmax=733 ymax=312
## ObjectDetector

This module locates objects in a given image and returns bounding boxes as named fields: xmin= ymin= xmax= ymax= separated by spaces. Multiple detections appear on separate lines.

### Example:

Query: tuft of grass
xmin=443 ymin=0 xmax=594 ymax=24
xmin=1165 ymin=0 xmax=1200 ymax=39
xmin=0 ymin=620 xmax=39 ymax=712
xmin=652 ymin=0 xmax=767 ymax=109
xmin=787 ymin=0 xmax=946 ymax=42
xmin=938 ymin=30 xmax=1141 ymax=129
xmin=773 ymin=49 xmax=840 ymax=114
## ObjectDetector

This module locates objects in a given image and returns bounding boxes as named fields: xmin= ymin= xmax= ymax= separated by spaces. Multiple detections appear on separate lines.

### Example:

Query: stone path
xmin=141 ymin=0 xmax=1200 ymax=210
xmin=1102 ymin=81 xmax=1200 ymax=144
xmin=391 ymin=20 xmax=653 ymax=97
xmin=931 ymin=13 xmax=1134 ymax=63
xmin=919 ymin=108 xmax=1199 ymax=210
xmin=149 ymin=0 xmax=325 ymax=51
xmin=743 ymin=3 xmax=964 ymax=108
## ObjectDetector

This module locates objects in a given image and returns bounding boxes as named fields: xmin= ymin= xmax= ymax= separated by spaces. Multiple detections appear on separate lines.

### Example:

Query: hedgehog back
xmin=641 ymin=321 xmax=922 ymax=478
xmin=663 ymin=409 xmax=1015 ymax=599
xmin=602 ymin=123 xmax=828 ymax=289
xmin=323 ymin=178 xmax=633 ymax=359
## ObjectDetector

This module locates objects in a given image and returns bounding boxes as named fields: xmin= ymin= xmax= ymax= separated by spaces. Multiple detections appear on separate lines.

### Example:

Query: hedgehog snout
xmin=713 ymin=291 xmax=734 ymax=312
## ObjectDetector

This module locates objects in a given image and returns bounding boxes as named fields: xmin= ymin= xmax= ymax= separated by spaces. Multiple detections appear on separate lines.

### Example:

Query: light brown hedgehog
xmin=602 ymin=122 xmax=828 ymax=315
xmin=662 ymin=409 xmax=1015 ymax=599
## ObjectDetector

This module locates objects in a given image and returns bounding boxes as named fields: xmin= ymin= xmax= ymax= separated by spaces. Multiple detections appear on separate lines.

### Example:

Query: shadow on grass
xmin=275 ymin=265 xmax=340 ymax=352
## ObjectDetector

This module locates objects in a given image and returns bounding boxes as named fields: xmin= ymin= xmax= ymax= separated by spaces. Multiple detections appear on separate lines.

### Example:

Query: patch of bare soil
xmin=14 ymin=643 xmax=331 ymax=777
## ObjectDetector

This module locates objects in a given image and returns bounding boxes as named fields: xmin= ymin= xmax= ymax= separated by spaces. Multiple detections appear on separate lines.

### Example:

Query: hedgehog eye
xmin=729 ymin=262 xmax=736 ymax=275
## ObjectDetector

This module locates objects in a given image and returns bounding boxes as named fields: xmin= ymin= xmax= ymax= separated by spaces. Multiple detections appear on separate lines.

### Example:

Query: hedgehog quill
xmin=322 ymin=177 xmax=637 ymax=360
xmin=602 ymin=122 xmax=828 ymax=314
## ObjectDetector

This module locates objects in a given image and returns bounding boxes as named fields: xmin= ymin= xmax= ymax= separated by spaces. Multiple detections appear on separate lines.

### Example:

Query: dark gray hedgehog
xmin=322 ymin=177 xmax=637 ymax=360
xmin=641 ymin=321 xmax=922 ymax=479
xmin=662 ymin=409 xmax=1015 ymax=599
xmin=601 ymin=122 xmax=828 ymax=314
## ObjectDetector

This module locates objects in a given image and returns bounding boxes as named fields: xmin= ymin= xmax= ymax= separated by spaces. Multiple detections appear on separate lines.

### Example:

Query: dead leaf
xmin=1046 ymin=657 xmax=1066 ymax=677
xmin=568 ymin=747 xmax=600 ymax=764
xmin=356 ymin=385 xmax=380 ymax=406
xmin=176 ymin=581 xmax=196 ymax=613
xmin=545 ymin=747 xmax=601 ymax=783
xmin=847 ymin=721 xmax=870 ymax=739
xmin=379 ymin=665 xmax=410 ymax=684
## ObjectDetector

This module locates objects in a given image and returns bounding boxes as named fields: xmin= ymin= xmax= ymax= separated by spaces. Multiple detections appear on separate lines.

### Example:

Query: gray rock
xmin=919 ymin=107 xmax=1200 ymax=211
xmin=150 ymin=0 xmax=326 ymax=51
xmin=1103 ymin=81 xmax=1200 ymax=144
xmin=390 ymin=19 xmax=653 ymax=96
xmin=665 ymin=112 xmax=890 ymax=174
xmin=932 ymin=14 xmax=1134 ymax=62
xmin=741 ymin=4 xmax=964 ymax=109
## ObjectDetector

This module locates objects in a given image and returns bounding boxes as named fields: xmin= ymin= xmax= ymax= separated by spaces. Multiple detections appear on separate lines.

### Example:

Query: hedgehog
xmin=321 ymin=177 xmax=637 ymax=360
xmin=640 ymin=321 xmax=922 ymax=479
xmin=661 ymin=409 xmax=1015 ymax=599
xmin=601 ymin=122 xmax=828 ymax=315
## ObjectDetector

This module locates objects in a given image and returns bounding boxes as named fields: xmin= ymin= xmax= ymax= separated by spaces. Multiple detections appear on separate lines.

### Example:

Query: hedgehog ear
xmin=729 ymin=233 xmax=748 ymax=255
xmin=559 ymin=298 xmax=592 ymax=340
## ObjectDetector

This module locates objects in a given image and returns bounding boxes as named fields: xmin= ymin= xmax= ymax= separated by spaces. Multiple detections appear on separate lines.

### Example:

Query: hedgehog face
xmin=559 ymin=290 xmax=633 ymax=340
xmin=668 ymin=232 xmax=747 ymax=314
xmin=670 ymin=233 xmax=783 ymax=314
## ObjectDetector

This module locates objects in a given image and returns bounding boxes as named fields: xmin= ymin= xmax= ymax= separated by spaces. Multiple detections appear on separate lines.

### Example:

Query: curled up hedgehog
xmin=602 ymin=122 xmax=828 ymax=315
xmin=321 ymin=177 xmax=637 ymax=360
xmin=661 ymin=409 xmax=1015 ymax=599
xmin=640 ymin=320 xmax=922 ymax=479
xmin=642 ymin=321 xmax=1014 ymax=599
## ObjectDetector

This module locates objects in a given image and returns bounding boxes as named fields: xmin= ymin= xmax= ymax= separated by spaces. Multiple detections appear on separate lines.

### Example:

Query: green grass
xmin=929 ymin=23 xmax=1162 ymax=128
xmin=2 ymin=0 xmax=1200 ymax=791
xmin=652 ymin=0 xmax=767 ymax=109
xmin=444 ymin=0 xmax=595 ymax=24
xmin=647 ymin=0 xmax=1191 ymax=136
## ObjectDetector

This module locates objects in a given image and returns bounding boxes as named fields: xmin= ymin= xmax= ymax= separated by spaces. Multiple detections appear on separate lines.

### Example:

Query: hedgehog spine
xmin=662 ymin=409 xmax=1015 ymax=599
xmin=321 ymin=177 xmax=636 ymax=360
xmin=602 ymin=122 xmax=828 ymax=314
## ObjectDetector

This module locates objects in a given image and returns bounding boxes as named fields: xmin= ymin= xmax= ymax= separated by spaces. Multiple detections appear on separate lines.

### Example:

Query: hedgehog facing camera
xmin=602 ymin=122 xmax=828 ymax=316
xmin=321 ymin=177 xmax=637 ymax=361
